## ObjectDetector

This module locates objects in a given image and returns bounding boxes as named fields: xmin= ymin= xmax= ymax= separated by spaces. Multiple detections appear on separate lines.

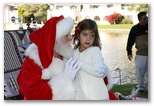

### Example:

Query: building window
xmin=56 ymin=5 xmax=63 ymax=10
xmin=80 ymin=5 xmax=83 ymax=11
xmin=107 ymin=4 xmax=113 ymax=8
xmin=94 ymin=16 xmax=100 ymax=21
xmin=91 ymin=5 xmax=99 ymax=9
xmin=14 ymin=7 xmax=18 ymax=10
xmin=121 ymin=4 xmax=128 ymax=10
xmin=70 ymin=6 xmax=76 ymax=9
xmin=10 ymin=6 xmax=14 ymax=11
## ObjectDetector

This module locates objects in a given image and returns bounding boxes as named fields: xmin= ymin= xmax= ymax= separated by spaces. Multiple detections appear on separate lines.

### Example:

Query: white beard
xmin=54 ymin=39 xmax=74 ymax=60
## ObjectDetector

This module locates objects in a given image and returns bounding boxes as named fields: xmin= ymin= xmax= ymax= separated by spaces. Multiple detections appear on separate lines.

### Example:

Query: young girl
xmin=73 ymin=19 xmax=109 ymax=100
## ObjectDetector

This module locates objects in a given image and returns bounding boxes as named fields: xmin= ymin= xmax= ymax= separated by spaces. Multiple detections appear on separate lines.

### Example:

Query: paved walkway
xmin=136 ymin=97 xmax=148 ymax=100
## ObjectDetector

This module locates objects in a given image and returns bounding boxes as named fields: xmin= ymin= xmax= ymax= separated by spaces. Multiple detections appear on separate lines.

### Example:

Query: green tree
xmin=18 ymin=6 xmax=25 ymax=18
xmin=128 ymin=4 xmax=148 ymax=13
xmin=33 ymin=4 xmax=50 ymax=23
xmin=18 ymin=4 xmax=50 ymax=23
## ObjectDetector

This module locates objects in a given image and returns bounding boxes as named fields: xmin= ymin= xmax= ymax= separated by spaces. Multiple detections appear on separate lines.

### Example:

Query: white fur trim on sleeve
xmin=26 ymin=43 xmax=43 ymax=69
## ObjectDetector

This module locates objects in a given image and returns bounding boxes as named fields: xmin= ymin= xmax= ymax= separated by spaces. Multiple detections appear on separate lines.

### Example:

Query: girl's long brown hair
xmin=73 ymin=19 xmax=102 ymax=50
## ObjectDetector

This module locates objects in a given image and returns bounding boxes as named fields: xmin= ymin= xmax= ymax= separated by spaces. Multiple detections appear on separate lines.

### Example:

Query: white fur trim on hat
xmin=56 ymin=17 xmax=74 ymax=40
xmin=42 ymin=68 xmax=52 ymax=80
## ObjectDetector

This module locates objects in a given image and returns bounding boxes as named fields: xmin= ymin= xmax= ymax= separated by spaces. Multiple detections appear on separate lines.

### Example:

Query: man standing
xmin=126 ymin=11 xmax=148 ymax=91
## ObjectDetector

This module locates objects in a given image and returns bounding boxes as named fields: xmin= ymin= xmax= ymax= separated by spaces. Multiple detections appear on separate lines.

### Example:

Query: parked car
xmin=30 ymin=20 xmax=38 ymax=28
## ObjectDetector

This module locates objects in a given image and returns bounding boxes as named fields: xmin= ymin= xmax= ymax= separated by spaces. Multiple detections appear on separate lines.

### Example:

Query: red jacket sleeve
xmin=17 ymin=57 xmax=53 ymax=100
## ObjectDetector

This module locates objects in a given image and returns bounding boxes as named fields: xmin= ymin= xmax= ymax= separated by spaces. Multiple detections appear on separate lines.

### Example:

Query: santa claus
xmin=17 ymin=15 xmax=80 ymax=100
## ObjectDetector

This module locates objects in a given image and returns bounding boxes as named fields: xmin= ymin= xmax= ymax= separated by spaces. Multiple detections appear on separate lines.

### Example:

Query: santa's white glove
xmin=64 ymin=57 xmax=81 ymax=80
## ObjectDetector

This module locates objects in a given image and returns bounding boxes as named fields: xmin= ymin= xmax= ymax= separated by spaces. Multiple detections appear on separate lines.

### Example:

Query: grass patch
xmin=74 ymin=23 xmax=134 ymax=29
xmin=98 ymin=24 xmax=134 ymax=29
xmin=111 ymin=84 xmax=148 ymax=98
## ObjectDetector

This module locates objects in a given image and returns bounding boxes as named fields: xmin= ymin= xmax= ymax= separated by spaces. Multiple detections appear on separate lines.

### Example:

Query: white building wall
xmin=4 ymin=4 xmax=19 ymax=24
xmin=4 ymin=4 xmax=139 ymax=25
xmin=47 ymin=5 xmax=76 ymax=20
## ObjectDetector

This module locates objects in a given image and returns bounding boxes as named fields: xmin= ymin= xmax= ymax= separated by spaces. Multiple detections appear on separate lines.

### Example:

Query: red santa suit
xmin=17 ymin=15 xmax=74 ymax=100
xmin=104 ymin=70 xmax=117 ymax=100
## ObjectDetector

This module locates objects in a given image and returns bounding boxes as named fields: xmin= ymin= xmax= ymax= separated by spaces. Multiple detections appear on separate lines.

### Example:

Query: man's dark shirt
xmin=126 ymin=23 xmax=148 ymax=55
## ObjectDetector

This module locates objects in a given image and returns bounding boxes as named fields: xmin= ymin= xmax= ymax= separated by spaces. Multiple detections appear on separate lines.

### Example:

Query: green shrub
xmin=121 ymin=19 xmax=133 ymax=24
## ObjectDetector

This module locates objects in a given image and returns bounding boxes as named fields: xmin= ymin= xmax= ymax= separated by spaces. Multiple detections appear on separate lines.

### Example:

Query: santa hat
xmin=29 ymin=15 xmax=74 ymax=69
xmin=56 ymin=16 xmax=74 ymax=41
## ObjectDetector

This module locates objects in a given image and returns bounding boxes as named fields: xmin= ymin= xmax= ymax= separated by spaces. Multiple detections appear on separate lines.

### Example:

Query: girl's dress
xmin=74 ymin=46 xmax=109 ymax=100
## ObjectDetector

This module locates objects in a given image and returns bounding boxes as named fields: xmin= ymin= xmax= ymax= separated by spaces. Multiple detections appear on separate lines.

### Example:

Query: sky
xmin=1 ymin=0 xmax=153 ymax=106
